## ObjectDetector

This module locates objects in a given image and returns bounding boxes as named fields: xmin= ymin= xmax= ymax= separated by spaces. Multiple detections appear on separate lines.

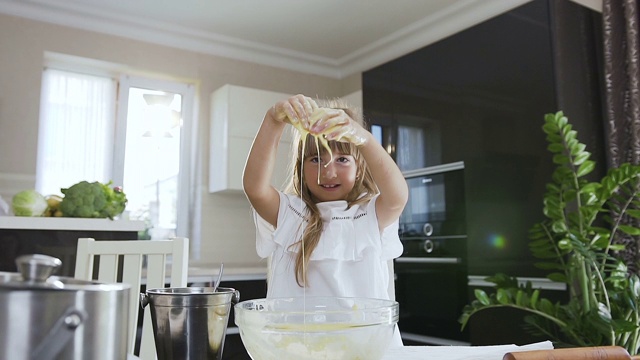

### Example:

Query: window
xmin=36 ymin=69 xmax=116 ymax=195
xmin=114 ymin=76 xmax=195 ymax=240
xmin=397 ymin=125 xmax=427 ymax=171
xmin=36 ymin=68 xmax=196 ymax=241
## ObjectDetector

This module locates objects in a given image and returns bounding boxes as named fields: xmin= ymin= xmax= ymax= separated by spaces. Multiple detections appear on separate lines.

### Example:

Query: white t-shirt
xmin=254 ymin=191 xmax=403 ymax=300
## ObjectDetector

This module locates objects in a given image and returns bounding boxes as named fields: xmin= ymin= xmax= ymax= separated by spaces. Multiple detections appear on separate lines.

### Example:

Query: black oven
xmin=395 ymin=162 xmax=469 ymax=345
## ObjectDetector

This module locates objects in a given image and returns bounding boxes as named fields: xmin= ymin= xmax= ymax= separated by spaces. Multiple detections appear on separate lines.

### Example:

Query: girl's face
xmin=303 ymin=150 xmax=358 ymax=203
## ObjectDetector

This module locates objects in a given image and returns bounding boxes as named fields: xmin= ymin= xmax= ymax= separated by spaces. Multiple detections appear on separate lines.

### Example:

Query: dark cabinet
xmin=200 ymin=278 xmax=267 ymax=360
xmin=0 ymin=219 xmax=143 ymax=276
xmin=364 ymin=0 xmax=604 ymax=345
xmin=365 ymin=0 xmax=604 ymax=277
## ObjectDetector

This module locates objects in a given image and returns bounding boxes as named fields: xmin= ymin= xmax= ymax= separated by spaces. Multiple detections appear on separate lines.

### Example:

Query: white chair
xmin=74 ymin=237 xmax=189 ymax=360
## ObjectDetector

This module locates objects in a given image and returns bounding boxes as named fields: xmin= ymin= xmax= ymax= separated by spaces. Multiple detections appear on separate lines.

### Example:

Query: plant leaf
xmin=539 ymin=298 xmax=555 ymax=314
xmin=497 ymin=289 xmax=510 ymax=304
xmin=548 ymin=143 xmax=565 ymax=153
xmin=581 ymin=182 xmax=601 ymax=193
xmin=608 ymin=244 xmax=626 ymax=251
xmin=618 ymin=225 xmax=640 ymax=236
xmin=570 ymin=143 xmax=587 ymax=156
xmin=475 ymin=289 xmax=490 ymax=306
xmin=576 ymin=160 xmax=595 ymax=177
xmin=553 ymin=154 xmax=570 ymax=165
xmin=631 ymin=275 xmax=640 ymax=298
xmin=530 ymin=289 xmax=540 ymax=309
xmin=573 ymin=152 xmax=591 ymax=166
xmin=548 ymin=272 xmax=567 ymax=283
xmin=556 ymin=112 xmax=568 ymax=127
xmin=627 ymin=209 xmax=640 ymax=219
xmin=558 ymin=239 xmax=572 ymax=250
xmin=552 ymin=221 xmax=567 ymax=233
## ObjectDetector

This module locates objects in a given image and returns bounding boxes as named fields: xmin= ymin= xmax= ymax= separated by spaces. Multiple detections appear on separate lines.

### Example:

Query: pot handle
xmin=31 ymin=307 xmax=86 ymax=360
xmin=232 ymin=289 xmax=241 ymax=305
xmin=140 ymin=292 xmax=149 ymax=309
xmin=16 ymin=254 xmax=62 ymax=282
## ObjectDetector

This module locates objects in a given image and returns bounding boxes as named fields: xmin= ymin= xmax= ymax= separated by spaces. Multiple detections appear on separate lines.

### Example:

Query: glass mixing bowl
xmin=234 ymin=296 xmax=399 ymax=360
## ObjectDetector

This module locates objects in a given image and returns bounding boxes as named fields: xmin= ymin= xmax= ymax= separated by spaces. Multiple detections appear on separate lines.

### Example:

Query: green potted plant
xmin=460 ymin=112 xmax=640 ymax=354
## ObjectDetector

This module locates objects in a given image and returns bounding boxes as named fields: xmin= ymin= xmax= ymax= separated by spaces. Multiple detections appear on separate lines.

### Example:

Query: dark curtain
xmin=602 ymin=0 xmax=640 ymax=273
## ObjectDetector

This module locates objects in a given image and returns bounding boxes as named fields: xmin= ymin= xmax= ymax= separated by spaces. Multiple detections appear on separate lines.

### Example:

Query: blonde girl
xmin=243 ymin=94 xmax=408 ymax=301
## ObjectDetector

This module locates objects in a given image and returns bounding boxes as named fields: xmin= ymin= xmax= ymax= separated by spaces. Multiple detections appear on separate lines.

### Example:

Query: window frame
xmin=114 ymin=75 xmax=196 ymax=239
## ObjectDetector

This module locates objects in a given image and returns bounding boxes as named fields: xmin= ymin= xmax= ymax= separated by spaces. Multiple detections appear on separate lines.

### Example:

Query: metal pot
xmin=0 ymin=254 xmax=130 ymax=360
xmin=140 ymin=286 xmax=240 ymax=360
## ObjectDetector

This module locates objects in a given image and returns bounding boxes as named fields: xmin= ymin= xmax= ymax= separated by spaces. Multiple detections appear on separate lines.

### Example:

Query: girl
xmin=243 ymin=94 xmax=408 ymax=303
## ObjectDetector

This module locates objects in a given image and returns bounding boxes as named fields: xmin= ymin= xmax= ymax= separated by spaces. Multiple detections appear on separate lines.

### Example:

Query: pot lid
xmin=0 ymin=254 xmax=129 ymax=291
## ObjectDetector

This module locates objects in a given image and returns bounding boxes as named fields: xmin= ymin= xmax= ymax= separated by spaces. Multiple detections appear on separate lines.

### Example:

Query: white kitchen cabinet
xmin=209 ymin=84 xmax=292 ymax=193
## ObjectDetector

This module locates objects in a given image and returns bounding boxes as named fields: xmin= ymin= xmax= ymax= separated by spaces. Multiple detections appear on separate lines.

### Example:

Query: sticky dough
xmin=289 ymin=108 xmax=335 ymax=166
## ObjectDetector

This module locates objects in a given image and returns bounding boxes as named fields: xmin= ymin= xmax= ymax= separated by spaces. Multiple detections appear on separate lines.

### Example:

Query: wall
xmin=0 ymin=13 xmax=360 ymax=265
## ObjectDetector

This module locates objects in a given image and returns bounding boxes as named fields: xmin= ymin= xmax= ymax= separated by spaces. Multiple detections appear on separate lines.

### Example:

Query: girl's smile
xmin=304 ymin=152 xmax=357 ymax=202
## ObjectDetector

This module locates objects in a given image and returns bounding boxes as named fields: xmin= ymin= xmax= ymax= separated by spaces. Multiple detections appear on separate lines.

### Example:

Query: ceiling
xmin=0 ymin=0 xmax=600 ymax=78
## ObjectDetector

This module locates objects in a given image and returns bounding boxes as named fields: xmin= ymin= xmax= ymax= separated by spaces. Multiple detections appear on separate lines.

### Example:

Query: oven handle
xmin=395 ymin=257 xmax=461 ymax=264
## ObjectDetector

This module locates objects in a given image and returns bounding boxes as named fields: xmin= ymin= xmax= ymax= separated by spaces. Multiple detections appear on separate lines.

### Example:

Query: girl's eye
xmin=308 ymin=156 xmax=320 ymax=163
xmin=337 ymin=156 xmax=350 ymax=163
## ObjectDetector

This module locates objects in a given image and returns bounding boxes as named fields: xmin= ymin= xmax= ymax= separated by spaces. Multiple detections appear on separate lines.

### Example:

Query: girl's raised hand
xmin=309 ymin=108 xmax=368 ymax=146
xmin=270 ymin=94 xmax=319 ymax=130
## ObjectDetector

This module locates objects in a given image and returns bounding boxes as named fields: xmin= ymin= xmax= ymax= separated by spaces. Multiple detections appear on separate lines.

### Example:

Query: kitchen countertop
xmin=188 ymin=262 xmax=267 ymax=282
xmin=0 ymin=217 xmax=264 ymax=282
xmin=142 ymin=262 xmax=268 ymax=284
xmin=0 ymin=216 xmax=145 ymax=231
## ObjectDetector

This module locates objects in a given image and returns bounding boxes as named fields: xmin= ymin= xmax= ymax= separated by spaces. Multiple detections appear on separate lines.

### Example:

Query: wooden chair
xmin=503 ymin=346 xmax=638 ymax=360
xmin=74 ymin=237 xmax=189 ymax=360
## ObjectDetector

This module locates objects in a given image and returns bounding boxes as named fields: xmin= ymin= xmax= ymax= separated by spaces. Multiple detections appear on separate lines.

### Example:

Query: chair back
xmin=74 ymin=237 xmax=189 ymax=360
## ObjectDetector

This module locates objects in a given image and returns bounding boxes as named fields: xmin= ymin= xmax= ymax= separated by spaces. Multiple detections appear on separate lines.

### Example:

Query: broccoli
xmin=60 ymin=181 xmax=128 ymax=219
xmin=100 ymin=182 xmax=127 ymax=219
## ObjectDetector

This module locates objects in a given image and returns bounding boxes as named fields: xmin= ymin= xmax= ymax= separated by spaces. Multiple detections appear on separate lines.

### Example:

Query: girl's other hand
xmin=309 ymin=108 xmax=368 ymax=146
xmin=270 ymin=94 xmax=319 ymax=130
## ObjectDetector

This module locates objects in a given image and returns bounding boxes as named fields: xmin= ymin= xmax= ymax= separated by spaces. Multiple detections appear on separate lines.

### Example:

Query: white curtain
xmin=35 ymin=69 xmax=116 ymax=196
xmin=397 ymin=125 xmax=426 ymax=171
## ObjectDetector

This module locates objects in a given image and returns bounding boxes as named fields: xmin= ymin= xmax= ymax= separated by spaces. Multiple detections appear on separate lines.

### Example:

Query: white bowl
xmin=234 ymin=297 xmax=399 ymax=360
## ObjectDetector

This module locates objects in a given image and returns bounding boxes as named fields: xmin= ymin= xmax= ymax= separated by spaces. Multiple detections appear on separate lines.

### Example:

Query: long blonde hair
xmin=285 ymin=99 xmax=378 ymax=286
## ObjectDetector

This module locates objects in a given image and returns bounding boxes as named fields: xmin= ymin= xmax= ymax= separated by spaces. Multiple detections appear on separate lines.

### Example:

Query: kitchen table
xmin=128 ymin=341 xmax=552 ymax=360
xmin=382 ymin=341 xmax=553 ymax=360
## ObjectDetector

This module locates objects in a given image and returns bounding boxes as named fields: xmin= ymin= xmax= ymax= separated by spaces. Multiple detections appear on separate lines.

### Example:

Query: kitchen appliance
xmin=234 ymin=296 xmax=399 ymax=360
xmin=0 ymin=254 xmax=130 ymax=360
xmin=395 ymin=162 xmax=469 ymax=345
xmin=140 ymin=286 xmax=240 ymax=360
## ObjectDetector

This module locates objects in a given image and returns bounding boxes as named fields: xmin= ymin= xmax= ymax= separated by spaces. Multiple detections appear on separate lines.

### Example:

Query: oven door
xmin=394 ymin=250 xmax=469 ymax=345
xmin=400 ymin=164 xmax=466 ymax=237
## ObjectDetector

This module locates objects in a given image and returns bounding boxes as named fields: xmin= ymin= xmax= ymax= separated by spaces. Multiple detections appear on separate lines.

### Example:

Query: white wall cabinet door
xmin=209 ymin=85 xmax=292 ymax=193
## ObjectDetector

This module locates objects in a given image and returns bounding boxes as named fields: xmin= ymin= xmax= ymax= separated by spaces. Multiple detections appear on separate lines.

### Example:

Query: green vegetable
xmin=12 ymin=190 xmax=48 ymax=216
xmin=60 ymin=181 xmax=128 ymax=219
xmin=100 ymin=182 xmax=127 ymax=219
